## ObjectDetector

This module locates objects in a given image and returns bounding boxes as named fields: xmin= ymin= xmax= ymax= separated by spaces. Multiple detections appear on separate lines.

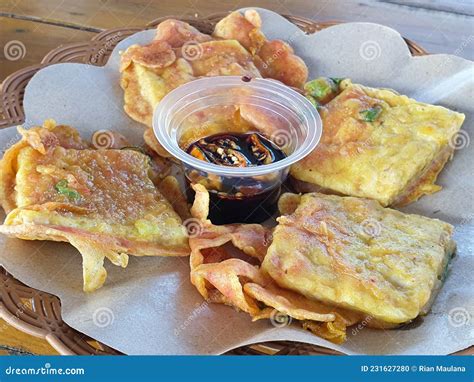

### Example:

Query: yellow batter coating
xmin=292 ymin=80 xmax=465 ymax=206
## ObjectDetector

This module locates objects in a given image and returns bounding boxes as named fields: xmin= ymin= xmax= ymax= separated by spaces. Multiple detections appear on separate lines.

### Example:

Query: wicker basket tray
xmin=1 ymin=12 xmax=470 ymax=356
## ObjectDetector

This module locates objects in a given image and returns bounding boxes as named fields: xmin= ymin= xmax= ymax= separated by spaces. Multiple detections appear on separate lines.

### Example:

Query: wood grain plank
xmin=0 ymin=17 xmax=95 ymax=80
xmin=1 ymin=0 xmax=472 ymax=63
xmin=308 ymin=1 xmax=474 ymax=59
xmin=0 ymin=318 xmax=59 ymax=355
xmin=381 ymin=0 xmax=474 ymax=16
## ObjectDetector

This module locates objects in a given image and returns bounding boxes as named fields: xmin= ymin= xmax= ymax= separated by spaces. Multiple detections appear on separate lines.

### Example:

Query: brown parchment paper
xmin=0 ymin=8 xmax=472 ymax=355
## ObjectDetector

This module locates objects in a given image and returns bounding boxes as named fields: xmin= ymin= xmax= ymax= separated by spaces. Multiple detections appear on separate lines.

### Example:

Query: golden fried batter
xmin=264 ymin=192 xmax=455 ymax=325
xmin=119 ymin=10 xmax=308 ymax=158
xmin=292 ymin=80 xmax=465 ymax=206
xmin=0 ymin=121 xmax=189 ymax=291
xmin=188 ymin=184 xmax=364 ymax=344
xmin=214 ymin=10 xmax=308 ymax=88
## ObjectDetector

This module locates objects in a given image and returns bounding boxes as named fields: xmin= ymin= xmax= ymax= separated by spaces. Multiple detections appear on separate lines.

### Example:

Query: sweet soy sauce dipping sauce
xmin=186 ymin=132 xmax=287 ymax=224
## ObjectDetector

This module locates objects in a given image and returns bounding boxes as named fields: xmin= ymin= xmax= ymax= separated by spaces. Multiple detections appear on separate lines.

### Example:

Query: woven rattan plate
xmin=0 ymin=12 xmax=471 ymax=356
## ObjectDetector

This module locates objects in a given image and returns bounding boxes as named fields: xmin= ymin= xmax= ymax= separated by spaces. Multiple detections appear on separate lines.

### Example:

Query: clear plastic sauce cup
xmin=153 ymin=76 xmax=322 ymax=224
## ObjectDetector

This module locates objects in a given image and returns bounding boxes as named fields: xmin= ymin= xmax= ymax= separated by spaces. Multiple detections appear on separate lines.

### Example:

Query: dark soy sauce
xmin=186 ymin=132 xmax=287 ymax=224
xmin=186 ymin=132 xmax=286 ymax=167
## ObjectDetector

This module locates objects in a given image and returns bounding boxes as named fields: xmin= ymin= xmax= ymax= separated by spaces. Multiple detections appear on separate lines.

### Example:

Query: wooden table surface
xmin=0 ymin=0 xmax=473 ymax=355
